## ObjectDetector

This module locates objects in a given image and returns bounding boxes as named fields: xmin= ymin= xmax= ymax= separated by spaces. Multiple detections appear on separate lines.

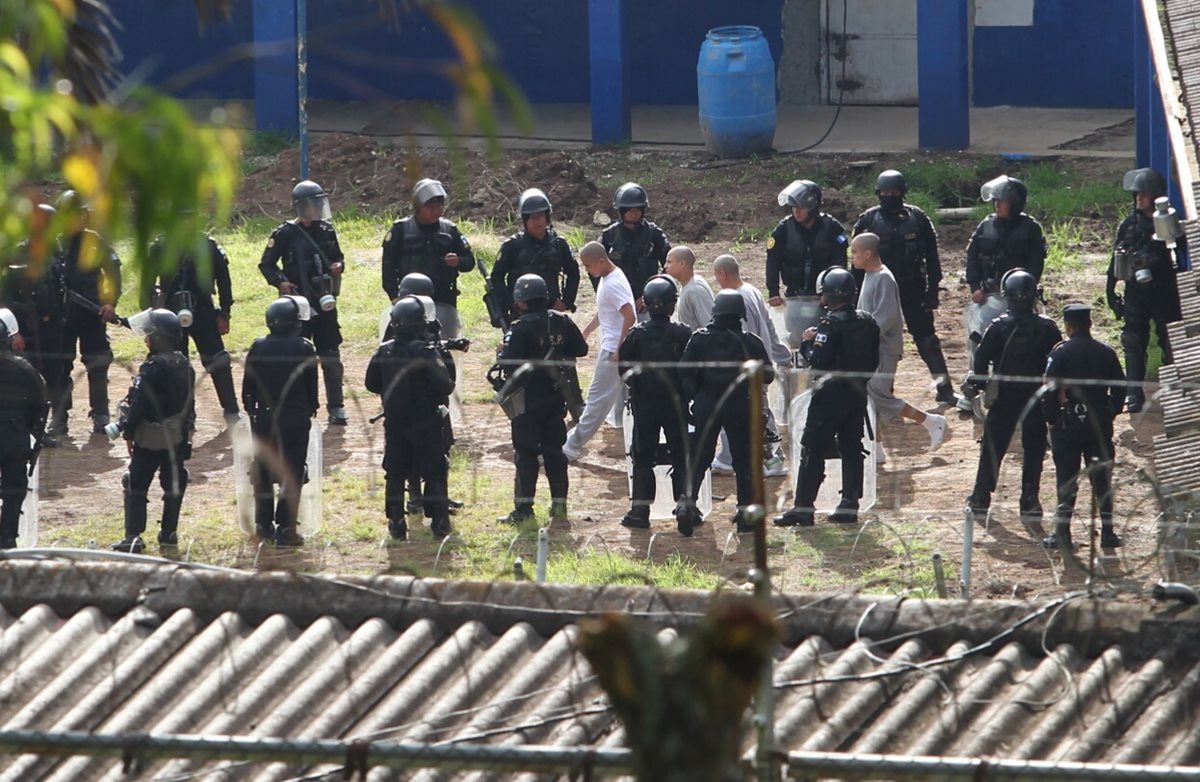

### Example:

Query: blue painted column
xmin=1134 ymin=3 xmax=1152 ymax=168
xmin=588 ymin=0 xmax=631 ymax=145
xmin=917 ymin=0 xmax=969 ymax=150
xmin=252 ymin=0 xmax=301 ymax=138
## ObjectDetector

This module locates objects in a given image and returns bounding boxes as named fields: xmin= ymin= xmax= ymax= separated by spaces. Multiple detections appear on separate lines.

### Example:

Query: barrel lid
xmin=706 ymin=25 xmax=763 ymax=43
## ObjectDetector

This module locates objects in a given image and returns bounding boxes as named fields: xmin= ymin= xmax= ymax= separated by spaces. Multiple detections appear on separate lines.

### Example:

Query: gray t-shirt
xmin=675 ymin=275 xmax=715 ymax=332
xmin=858 ymin=266 xmax=903 ymax=356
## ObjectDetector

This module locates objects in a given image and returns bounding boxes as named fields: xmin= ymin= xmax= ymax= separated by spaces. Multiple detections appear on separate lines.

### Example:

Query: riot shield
xmin=768 ymin=301 xmax=816 ymax=426
xmin=19 ymin=436 xmax=37 ymax=548
xmin=231 ymin=417 xmax=256 ymax=535
xmin=788 ymin=391 xmax=877 ymax=512
xmin=377 ymin=307 xmax=392 ymax=343
xmin=965 ymin=293 xmax=1006 ymax=365
xmin=297 ymin=423 xmax=323 ymax=537
xmin=623 ymin=407 xmax=712 ymax=520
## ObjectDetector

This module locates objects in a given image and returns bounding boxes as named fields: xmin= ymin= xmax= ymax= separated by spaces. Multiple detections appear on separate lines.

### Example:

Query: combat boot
xmin=431 ymin=515 xmax=452 ymax=540
xmin=499 ymin=506 xmax=534 ymax=526
xmin=110 ymin=536 xmax=145 ymax=554
xmin=1100 ymin=526 xmax=1123 ymax=548
xmin=828 ymin=498 xmax=860 ymax=524
xmin=1019 ymin=492 xmax=1043 ymax=522
xmin=773 ymin=506 xmax=814 ymax=528
xmin=621 ymin=506 xmax=650 ymax=530
xmin=0 ymin=538 xmax=16 ymax=550
xmin=1042 ymin=522 xmax=1073 ymax=549
xmin=549 ymin=500 xmax=569 ymax=524
xmin=733 ymin=510 xmax=757 ymax=535
xmin=388 ymin=519 xmax=408 ymax=541
xmin=275 ymin=526 xmax=305 ymax=547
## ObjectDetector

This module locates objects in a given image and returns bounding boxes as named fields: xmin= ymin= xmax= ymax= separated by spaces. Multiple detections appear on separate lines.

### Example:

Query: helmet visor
xmin=415 ymin=295 xmax=436 ymax=322
xmin=127 ymin=309 xmax=156 ymax=337
xmin=0 ymin=308 xmax=17 ymax=337
xmin=980 ymin=176 xmax=1014 ymax=203
xmin=296 ymin=195 xmax=332 ymax=222
xmin=286 ymin=295 xmax=313 ymax=322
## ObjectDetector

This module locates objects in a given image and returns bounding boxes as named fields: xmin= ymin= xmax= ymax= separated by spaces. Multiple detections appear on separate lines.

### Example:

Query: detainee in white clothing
xmin=563 ymin=242 xmax=637 ymax=460
xmin=852 ymin=233 xmax=947 ymax=459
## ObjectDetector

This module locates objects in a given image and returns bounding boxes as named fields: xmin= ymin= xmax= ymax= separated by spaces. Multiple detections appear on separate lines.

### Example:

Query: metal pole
xmin=297 ymin=0 xmax=309 ymax=180
xmin=932 ymin=553 xmax=948 ymax=599
xmin=536 ymin=527 xmax=548 ymax=583
xmin=0 ymin=729 xmax=634 ymax=776
xmin=787 ymin=750 xmax=1200 ymax=782
xmin=960 ymin=507 xmax=974 ymax=599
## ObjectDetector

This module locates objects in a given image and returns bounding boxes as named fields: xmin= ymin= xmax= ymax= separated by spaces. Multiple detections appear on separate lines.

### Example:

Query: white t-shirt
xmin=596 ymin=267 xmax=635 ymax=353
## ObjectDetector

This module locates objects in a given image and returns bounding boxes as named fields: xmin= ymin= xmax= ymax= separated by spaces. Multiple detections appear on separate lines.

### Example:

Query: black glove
xmin=1107 ymin=291 xmax=1124 ymax=320
xmin=924 ymin=287 xmax=940 ymax=310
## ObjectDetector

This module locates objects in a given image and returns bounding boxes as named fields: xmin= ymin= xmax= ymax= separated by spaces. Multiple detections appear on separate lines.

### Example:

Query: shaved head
xmin=579 ymin=241 xmax=607 ymax=262
xmin=666 ymin=246 xmax=696 ymax=267
xmin=712 ymin=254 xmax=740 ymax=279
xmin=851 ymin=233 xmax=880 ymax=255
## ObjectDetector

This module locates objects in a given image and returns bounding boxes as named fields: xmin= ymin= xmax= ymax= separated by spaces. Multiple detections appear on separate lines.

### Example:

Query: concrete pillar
xmin=588 ymin=0 xmax=631 ymax=144
xmin=917 ymin=0 xmax=969 ymax=150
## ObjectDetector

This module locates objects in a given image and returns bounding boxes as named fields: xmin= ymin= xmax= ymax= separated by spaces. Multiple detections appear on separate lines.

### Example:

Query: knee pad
xmin=202 ymin=349 xmax=232 ymax=373
xmin=1120 ymin=330 xmax=1144 ymax=353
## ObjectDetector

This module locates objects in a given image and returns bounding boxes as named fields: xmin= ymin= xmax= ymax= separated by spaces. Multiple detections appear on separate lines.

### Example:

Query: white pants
xmin=566 ymin=350 xmax=623 ymax=452
xmin=868 ymin=352 xmax=906 ymax=424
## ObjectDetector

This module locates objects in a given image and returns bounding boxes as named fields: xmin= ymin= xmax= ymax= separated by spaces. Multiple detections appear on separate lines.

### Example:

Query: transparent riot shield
xmin=297 ymin=423 xmax=323 ymax=537
xmin=965 ymin=293 xmax=1006 ymax=366
xmin=231 ymin=417 xmax=256 ymax=535
xmin=19 ymin=436 xmax=37 ymax=548
xmin=449 ymin=352 xmax=464 ymax=426
xmin=789 ymin=391 xmax=877 ymax=512
xmin=623 ymin=406 xmax=712 ymax=520
xmin=377 ymin=307 xmax=392 ymax=343
xmin=768 ymin=300 xmax=818 ymax=426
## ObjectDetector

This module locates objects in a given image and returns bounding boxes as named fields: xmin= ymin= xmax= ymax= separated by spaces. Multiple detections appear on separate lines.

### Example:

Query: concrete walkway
xmin=197 ymin=99 xmax=1134 ymax=158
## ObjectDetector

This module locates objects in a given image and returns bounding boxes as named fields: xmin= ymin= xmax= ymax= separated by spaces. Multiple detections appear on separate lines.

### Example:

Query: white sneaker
xmin=711 ymin=459 xmax=734 ymax=473
xmin=763 ymin=455 xmax=787 ymax=478
xmin=874 ymin=441 xmax=887 ymax=465
xmin=955 ymin=396 xmax=975 ymax=413
xmin=924 ymin=414 xmax=947 ymax=451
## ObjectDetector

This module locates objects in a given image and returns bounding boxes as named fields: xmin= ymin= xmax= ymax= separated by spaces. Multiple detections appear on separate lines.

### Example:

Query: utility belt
xmin=133 ymin=410 xmax=187 ymax=451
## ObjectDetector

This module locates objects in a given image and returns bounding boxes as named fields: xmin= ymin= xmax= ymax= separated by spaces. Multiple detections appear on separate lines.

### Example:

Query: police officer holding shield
xmin=1106 ymin=168 xmax=1183 ymax=413
xmin=597 ymin=182 xmax=671 ymax=310
xmin=491 ymin=189 xmax=580 ymax=324
xmin=775 ymin=268 xmax=879 ymax=528
xmin=109 ymin=309 xmax=195 ymax=553
xmin=259 ymin=180 xmax=349 ymax=425
xmin=854 ymin=170 xmax=959 ymax=406
xmin=242 ymin=297 xmax=320 ymax=546
xmin=0 ymin=308 xmax=48 ymax=549
xmin=617 ymin=275 xmax=693 ymax=534
xmin=381 ymin=178 xmax=475 ymax=338
xmin=1040 ymin=304 xmax=1125 ymax=550
xmin=146 ymin=231 xmax=241 ymax=424
xmin=766 ymin=179 xmax=849 ymax=349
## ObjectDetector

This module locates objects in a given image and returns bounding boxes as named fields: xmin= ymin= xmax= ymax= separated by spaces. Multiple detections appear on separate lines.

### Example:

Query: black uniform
xmin=498 ymin=308 xmax=589 ymax=512
xmin=680 ymin=316 xmax=775 ymax=518
xmin=381 ymin=217 xmax=474 ymax=334
xmin=365 ymin=333 xmax=456 ymax=533
xmin=61 ymin=229 xmax=121 ymax=419
xmin=491 ymin=230 xmax=580 ymax=321
xmin=966 ymin=310 xmax=1063 ymax=514
xmin=404 ymin=319 xmax=461 ymax=514
xmin=0 ymin=351 xmax=47 ymax=543
xmin=596 ymin=220 xmax=671 ymax=300
xmin=242 ymin=332 xmax=320 ymax=538
xmin=618 ymin=315 xmax=692 ymax=512
xmin=965 ymin=213 xmax=1048 ymax=294
xmin=2 ymin=250 xmax=68 ymax=418
xmin=765 ymin=214 xmax=848 ymax=298
xmin=119 ymin=350 xmax=195 ymax=541
xmin=147 ymin=234 xmax=239 ymax=416
xmin=1106 ymin=210 xmax=1183 ymax=405
xmin=853 ymin=204 xmax=951 ymax=384
xmin=1043 ymin=332 xmax=1125 ymax=533
xmin=794 ymin=307 xmax=880 ymax=511
xmin=259 ymin=220 xmax=346 ymax=411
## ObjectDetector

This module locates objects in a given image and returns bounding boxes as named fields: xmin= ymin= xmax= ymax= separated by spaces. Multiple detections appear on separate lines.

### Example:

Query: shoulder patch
xmin=814 ymin=333 xmax=828 ymax=343
xmin=766 ymin=236 xmax=776 ymax=250
xmin=460 ymin=236 xmax=471 ymax=250
xmin=267 ymin=237 xmax=275 ymax=248
xmin=836 ymin=234 xmax=848 ymax=244
xmin=384 ymin=230 xmax=393 ymax=243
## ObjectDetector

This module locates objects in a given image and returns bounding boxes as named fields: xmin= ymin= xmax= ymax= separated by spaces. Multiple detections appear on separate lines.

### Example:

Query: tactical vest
xmin=993 ymin=312 xmax=1058 ymax=390
xmin=629 ymin=321 xmax=687 ymax=397
xmin=512 ymin=233 xmax=564 ymax=300
xmin=865 ymin=209 xmax=925 ymax=283
xmin=783 ymin=217 xmax=839 ymax=294
xmin=606 ymin=223 xmax=659 ymax=292
xmin=398 ymin=218 xmax=458 ymax=297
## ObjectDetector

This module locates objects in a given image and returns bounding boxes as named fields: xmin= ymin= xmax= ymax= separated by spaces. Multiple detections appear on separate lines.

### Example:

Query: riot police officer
xmin=381 ymin=178 xmax=475 ymax=338
xmin=58 ymin=190 xmax=122 ymax=433
xmin=1106 ymin=168 xmax=1183 ymax=413
xmin=766 ymin=179 xmax=849 ymax=348
xmin=617 ymin=275 xmax=693 ymax=534
xmin=2 ymin=204 xmax=68 ymax=444
xmin=678 ymin=289 xmax=775 ymax=533
xmin=366 ymin=296 xmax=456 ymax=540
xmin=853 ymin=170 xmax=958 ymax=406
xmin=493 ymin=274 xmax=588 ymax=525
xmin=775 ymin=268 xmax=880 ymax=527
xmin=490 ymin=189 xmax=580 ymax=323
xmin=1040 ymin=304 xmax=1126 ymax=550
xmin=109 ymin=309 xmax=195 ymax=553
xmin=146 ymin=231 xmax=240 ymax=424
xmin=963 ymin=269 xmax=1062 ymax=520
xmin=242 ymin=297 xmax=320 ymax=546
xmin=258 ymin=180 xmax=348 ymax=425
xmin=966 ymin=176 xmax=1046 ymax=293
xmin=597 ymin=182 xmax=671 ymax=309
xmin=0 ymin=309 xmax=48 ymax=549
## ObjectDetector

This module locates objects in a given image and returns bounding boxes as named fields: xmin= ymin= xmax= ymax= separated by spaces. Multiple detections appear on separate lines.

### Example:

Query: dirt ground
xmin=37 ymin=137 xmax=1168 ymax=600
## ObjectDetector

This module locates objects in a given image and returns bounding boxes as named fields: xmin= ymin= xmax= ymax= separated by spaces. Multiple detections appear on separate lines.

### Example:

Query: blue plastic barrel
xmin=697 ymin=26 xmax=776 ymax=157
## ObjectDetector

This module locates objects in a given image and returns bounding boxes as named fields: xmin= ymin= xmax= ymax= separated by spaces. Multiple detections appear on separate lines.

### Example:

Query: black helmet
xmin=642 ymin=275 xmax=678 ymax=316
xmin=513 ymin=274 xmax=549 ymax=303
xmin=0 ymin=308 xmax=17 ymax=351
xmin=981 ymin=175 xmax=1028 ymax=213
xmin=712 ymin=289 xmax=746 ymax=319
xmin=1001 ymin=268 xmax=1038 ymax=310
xmin=518 ymin=188 xmax=552 ymax=218
xmin=874 ymin=170 xmax=907 ymax=195
xmin=614 ymin=182 xmax=649 ymax=212
xmin=398 ymin=273 xmax=435 ymax=297
xmin=1122 ymin=168 xmax=1167 ymax=198
xmin=292 ymin=180 xmax=331 ymax=221
xmin=817 ymin=267 xmax=857 ymax=303
xmin=266 ymin=297 xmax=302 ymax=336
xmin=778 ymin=180 xmax=822 ymax=211
xmin=389 ymin=295 xmax=427 ymax=336
xmin=131 ymin=308 xmax=182 ymax=351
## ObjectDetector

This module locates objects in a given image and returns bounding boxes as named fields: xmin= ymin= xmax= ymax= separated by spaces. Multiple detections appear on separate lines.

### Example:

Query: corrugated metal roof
xmin=0 ymin=561 xmax=1198 ymax=780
